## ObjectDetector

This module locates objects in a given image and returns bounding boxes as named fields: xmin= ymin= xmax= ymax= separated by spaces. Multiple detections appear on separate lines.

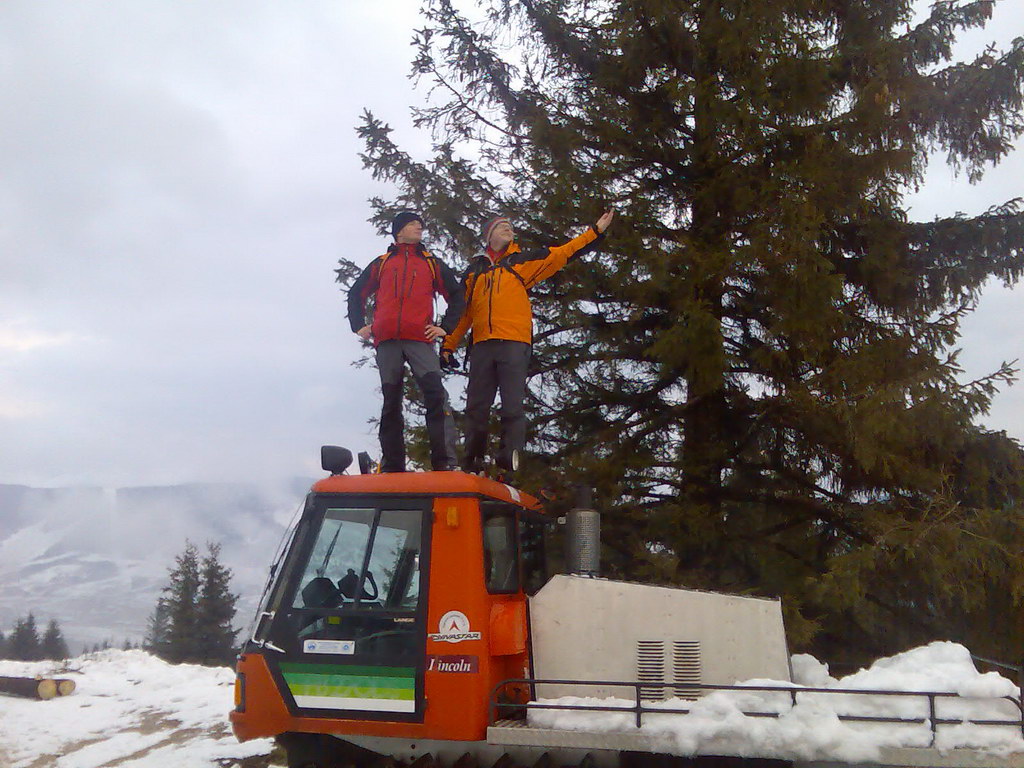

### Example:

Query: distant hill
xmin=0 ymin=480 xmax=312 ymax=653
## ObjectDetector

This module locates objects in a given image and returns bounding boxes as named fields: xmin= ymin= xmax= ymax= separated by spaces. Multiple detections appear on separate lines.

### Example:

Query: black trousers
xmin=463 ymin=339 xmax=531 ymax=471
xmin=376 ymin=340 xmax=457 ymax=472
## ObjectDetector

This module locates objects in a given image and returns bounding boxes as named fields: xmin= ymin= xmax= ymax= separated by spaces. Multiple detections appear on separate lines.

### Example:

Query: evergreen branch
xmin=413 ymin=58 xmax=525 ymax=142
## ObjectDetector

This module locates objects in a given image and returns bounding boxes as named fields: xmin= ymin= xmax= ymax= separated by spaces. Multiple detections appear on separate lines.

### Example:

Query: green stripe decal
xmin=280 ymin=662 xmax=416 ymax=703
xmin=282 ymin=673 xmax=414 ymax=690
xmin=287 ymin=684 xmax=415 ymax=700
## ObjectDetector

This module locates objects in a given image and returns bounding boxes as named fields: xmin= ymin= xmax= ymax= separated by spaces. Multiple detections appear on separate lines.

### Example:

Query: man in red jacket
xmin=347 ymin=211 xmax=465 ymax=472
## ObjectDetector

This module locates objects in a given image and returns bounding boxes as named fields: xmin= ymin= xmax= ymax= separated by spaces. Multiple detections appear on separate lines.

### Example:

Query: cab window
xmin=520 ymin=514 xmax=548 ymax=595
xmin=482 ymin=502 xmax=519 ymax=594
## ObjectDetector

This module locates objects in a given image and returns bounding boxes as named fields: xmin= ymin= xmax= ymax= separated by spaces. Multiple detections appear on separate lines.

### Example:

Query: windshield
xmin=292 ymin=506 xmax=422 ymax=611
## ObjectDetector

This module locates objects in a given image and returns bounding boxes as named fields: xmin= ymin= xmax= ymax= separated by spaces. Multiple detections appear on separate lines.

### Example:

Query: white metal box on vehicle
xmin=528 ymin=574 xmax=791 ymax=700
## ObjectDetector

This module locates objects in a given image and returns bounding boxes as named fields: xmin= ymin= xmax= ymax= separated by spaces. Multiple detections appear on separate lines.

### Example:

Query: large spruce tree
xmin=345 ymin=0 xmax=1024 ymax=663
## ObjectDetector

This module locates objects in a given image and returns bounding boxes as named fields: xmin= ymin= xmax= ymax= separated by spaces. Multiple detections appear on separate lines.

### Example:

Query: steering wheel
xmin=338 ymin=568 xmax=379 ymax=600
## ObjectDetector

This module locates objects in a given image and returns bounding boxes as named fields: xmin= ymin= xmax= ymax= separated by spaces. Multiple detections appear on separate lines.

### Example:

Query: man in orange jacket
xmin=441 ymin=210 xmax=614 ymax=474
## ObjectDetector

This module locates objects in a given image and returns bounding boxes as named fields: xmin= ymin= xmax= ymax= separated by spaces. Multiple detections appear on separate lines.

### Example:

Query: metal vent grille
xmin=672 ymin=641 xmax=701 ymax=699
xmin=636 ymin=640 xmax=666 ymax=701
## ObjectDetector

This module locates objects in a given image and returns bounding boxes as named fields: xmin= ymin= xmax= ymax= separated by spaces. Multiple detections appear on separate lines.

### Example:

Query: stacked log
xmin=0 ymin=675 xmax=76 ymax=700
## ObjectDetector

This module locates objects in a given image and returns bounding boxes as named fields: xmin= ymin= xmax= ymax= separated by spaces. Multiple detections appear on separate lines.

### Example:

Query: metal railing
xmin=489 ymin=678 xmax=1024 ymax=747
xmin=972 ymin=654 xmax=1024 ymax=694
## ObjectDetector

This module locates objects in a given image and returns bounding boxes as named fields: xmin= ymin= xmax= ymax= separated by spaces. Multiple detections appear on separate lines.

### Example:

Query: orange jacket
xmin=442 ymin=226 xmax=603 ymax=350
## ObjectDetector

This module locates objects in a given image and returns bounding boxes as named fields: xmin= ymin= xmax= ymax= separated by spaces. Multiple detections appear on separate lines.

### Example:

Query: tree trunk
xmin=0 ymin=676 xmax=59 ymax=700
xmin=681 ymin=0 xmax=727 ymax=533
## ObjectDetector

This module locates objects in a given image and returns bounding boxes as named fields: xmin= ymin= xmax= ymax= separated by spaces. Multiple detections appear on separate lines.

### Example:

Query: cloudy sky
xmin=1 ymin=1 xmax=1022 ymax=489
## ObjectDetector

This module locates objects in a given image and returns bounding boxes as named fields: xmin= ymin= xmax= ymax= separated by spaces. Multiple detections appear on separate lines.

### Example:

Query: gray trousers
xmin=376 ymin=340 xmax=458 ymax=471
xmin=463 ymin=339 xmax=531 ymax=471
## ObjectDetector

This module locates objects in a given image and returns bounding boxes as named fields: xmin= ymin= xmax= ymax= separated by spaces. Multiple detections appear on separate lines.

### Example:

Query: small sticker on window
xmin=303 ymin=639 xmax=355 ymax=655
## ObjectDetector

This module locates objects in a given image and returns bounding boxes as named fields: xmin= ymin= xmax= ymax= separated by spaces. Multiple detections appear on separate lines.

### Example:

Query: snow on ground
xmin=0 ymin=649 xmax=274 ymax=768
xmin=528 ymin=642 xmax=1024 ymax=763
xmin=1 ymin=642 xmax=1020 ymax=767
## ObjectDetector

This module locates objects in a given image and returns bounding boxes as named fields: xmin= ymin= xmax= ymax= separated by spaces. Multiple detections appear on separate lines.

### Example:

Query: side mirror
xmin=321 ymin=446 xmax=353 ymax=475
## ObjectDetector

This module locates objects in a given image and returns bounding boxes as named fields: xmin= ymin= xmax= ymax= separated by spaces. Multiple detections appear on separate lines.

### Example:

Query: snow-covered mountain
xmin=0 ymin=480 xmax=312 ymax=652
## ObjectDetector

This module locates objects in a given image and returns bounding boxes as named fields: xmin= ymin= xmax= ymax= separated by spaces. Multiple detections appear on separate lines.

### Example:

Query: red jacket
xmin=347 ymin=243 xmax=465 ymax=345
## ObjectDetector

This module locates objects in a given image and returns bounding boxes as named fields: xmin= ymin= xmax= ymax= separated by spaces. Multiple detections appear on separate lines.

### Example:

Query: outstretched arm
xmin=513 ymin=210 xmax=615 ymax=288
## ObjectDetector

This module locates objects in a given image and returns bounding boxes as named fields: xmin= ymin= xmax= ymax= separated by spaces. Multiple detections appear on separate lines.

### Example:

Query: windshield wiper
xmin=316 ymin=523 xmax=342 ymax=578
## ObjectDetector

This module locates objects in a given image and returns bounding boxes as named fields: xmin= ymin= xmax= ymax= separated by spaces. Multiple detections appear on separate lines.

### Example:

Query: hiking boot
xmin=496 ymin=449 xmax=520 ymax=473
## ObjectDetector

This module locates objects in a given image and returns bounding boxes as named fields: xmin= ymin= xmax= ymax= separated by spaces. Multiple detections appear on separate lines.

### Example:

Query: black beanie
xmin=391 ymin=211 xmax=424 ymax=239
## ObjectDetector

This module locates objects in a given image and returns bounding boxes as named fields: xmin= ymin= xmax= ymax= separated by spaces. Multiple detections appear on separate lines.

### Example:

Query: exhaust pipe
xmin=566 ymin=485 xmax=600 ymax=577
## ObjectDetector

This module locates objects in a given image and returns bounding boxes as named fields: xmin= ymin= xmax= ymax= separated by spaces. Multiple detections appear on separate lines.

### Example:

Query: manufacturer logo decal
xmin=303 ymin=639 xmax=355 ymax=655
xmin=428 ymin=610 xmax=481 ymax=643
xmin=427 ymin=654 xmax=479 ymax=673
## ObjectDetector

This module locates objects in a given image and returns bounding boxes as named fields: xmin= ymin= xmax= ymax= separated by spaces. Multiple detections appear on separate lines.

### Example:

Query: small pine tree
xmin=0 ymin=629 xmax=7 ymax=660
xmin=195 ymin=542 xmax=239 ymax=666
xmin=162 ymin=541 xmax=202 ymax=663
xmin=8 ymin=614 xmax=42 ymax=661
xmin=144 ymin=597 xmax=171 ymax=658
xmin=40 ymin=619 xmax=69 ymax=661
xmin=150 ymin=540 xmax=240 ymax=666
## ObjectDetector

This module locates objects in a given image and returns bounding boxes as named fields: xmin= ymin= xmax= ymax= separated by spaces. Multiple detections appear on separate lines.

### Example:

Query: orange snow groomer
xmin=441 ymin=211 xmax=615 ymax=475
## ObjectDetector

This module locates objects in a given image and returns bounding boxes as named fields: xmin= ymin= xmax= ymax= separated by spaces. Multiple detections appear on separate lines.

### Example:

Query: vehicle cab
xmin=230 ymin=459 xmax=548 ymax=749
